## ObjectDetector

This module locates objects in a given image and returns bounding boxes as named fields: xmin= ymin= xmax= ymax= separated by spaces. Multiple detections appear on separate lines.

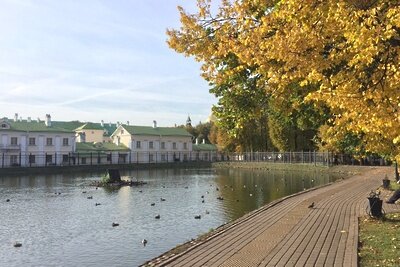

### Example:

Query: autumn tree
xmin=168 ymin=0 xmax=400 ymax=162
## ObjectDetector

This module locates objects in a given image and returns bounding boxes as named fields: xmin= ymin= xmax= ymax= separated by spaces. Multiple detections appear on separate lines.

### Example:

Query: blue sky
xmin=0 ymin=0 xmax=216 ymax=127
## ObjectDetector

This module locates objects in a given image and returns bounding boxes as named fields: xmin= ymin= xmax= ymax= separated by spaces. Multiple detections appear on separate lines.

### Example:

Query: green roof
xmin=0 ymin=120 xmax=74 ymax=133
xmin=193 ymin=143 xmax=218 ymax=151
xmin=76 ymin=142 xmax=130 ymax=152
xmin=52 ymin=121 xmax=85 ymax=131
xmin=102 ymin=123 xmax=117 ymax=137
xmin=75 ymin=122 xmax=104 ymax=131
xmin=122 ymin=125 xmax=192 ymax=137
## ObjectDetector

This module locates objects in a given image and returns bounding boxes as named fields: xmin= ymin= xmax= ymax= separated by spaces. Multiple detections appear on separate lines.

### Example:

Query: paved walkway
xmin=148 ymin=167 xmax=400 ymax=267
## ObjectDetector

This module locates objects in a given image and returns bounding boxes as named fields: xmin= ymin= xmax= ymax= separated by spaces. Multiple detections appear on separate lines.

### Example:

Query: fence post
xmin=326 ymin=151 xmax=329 ymax=167
xmin=314 ymin=150 xmax=316 ymax=166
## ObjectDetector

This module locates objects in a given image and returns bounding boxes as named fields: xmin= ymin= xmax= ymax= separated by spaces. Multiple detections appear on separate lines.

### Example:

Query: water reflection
xmin=0 ymin=167 xmax=339 ymax=267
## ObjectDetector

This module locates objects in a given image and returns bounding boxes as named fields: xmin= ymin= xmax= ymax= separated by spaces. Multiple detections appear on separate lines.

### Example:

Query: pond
xmin=0 ymin=167 xmax=339 ymax=266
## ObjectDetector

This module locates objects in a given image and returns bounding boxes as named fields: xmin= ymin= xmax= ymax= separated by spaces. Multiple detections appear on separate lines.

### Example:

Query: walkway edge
xmin=145 ymin=182 xmax=335 ymax=267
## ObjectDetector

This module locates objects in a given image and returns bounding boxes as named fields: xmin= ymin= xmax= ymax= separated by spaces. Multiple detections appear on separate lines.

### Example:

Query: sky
xmin=0 ymin=0 xmax=216 ymax=127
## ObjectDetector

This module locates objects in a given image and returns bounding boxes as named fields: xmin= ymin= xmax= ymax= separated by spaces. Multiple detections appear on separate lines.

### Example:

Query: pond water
xmin=0 ymin=167 xmax=340 ymax=266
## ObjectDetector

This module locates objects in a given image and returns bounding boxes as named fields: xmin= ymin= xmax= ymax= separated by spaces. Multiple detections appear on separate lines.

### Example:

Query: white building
xmin=0 ymin=114 xmax=75 ymax=167
xmin=111 ymin=121 xmax=193 ymax=163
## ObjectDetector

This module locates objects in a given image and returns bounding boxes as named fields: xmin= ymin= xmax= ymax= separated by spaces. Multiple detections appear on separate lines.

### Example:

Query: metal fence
xmin=0 ymin=151 xmax=219 ymax=168
xmin=221 ymin=151 xmax=388 ymax=166
xmin=0 ymin=151 xmax=388 ymax=169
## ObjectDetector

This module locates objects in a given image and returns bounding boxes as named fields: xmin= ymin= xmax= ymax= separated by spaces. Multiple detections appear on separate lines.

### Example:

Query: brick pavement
xmin=147 ymin=167 xmax=400 ymax=267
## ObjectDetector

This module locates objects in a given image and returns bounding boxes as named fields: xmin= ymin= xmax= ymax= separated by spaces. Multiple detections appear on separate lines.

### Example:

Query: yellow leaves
xmin=394 ymin=136 xmax=400 ymax=145
xmin=168 ymin=0 xmax=400 ymax=159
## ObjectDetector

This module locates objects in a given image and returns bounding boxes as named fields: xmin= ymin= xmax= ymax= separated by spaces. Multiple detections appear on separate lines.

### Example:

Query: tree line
xmin=168 ymin=0 xmax=400 ymax=163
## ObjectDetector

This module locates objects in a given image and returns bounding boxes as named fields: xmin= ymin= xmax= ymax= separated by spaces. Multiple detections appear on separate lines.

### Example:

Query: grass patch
xmin=359 ymin=213 xmax=400 ymax=266
xmin=389 ymin=181 xmax=400 ymax=191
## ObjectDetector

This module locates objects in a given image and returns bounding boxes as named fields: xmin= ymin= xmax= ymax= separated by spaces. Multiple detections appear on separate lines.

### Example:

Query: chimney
xmin=202 ymin=139 xmax=206 ymax=144
xmin=45 ymin=114 xmax=51 ymax=127
xmin=14 ymin=113 xmax=18 ymax=122
xmin=153 ymin=120 xmax=157 ymax=128
xmin=117 ymin=121 xmax=120 ymax=127
xmin=196 ymin=138 xmax=199 ymax=145
xmin=27 ymin=117 xmax=31 ymax=123
xmin=19 ymin=116 xmax=22 ymax=122
xmin=37 ymin=117 xmax=40 ymax=123
xmin=127 ymin=121 xmax=129 ymax=126
xmin=100 ymin=120 xmax=104 ymax=127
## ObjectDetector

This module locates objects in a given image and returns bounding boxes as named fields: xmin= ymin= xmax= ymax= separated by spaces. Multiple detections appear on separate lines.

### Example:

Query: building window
xmin=62 ymin=155 xmax=69 ymax=163
xmin=81 ymin=157 xmax=87 ymax=164
xmin=149 ymin=141 xmax=154 ymax=149
xmin=10 ymin=137 xmax=18 ymax=145
xmin=161 ymin=154 xmax=166 ymax=162
xmin=10 ymin=155 xmax=18 ymax=165
xmin=46 ymin=154 xmax=53 ymax=164
xmin=118 ymin=154 xmax=126 ymax=164
xmin=46 ymin=138 xmax=53 ymax=146
xmin=29 ymin=155 xmax=36 ymax=164
xmin=29 ymin=137 xmax=36 ymax=146
xmin=136 ymin=141 xmax=141 ymax=149
xmin=183 ymin=154 xmax=188 ymax=161
xmin=121 ymin=129 xmax=124 ymax=134
xmin=161 ymin=142 xmax=165 ymax=149
xmin=107 ymin=154 xmax=112 ymax=162
xmin=173 ymin=142 xmax=177 ymax=150
xmin=62 ymin=138 xmax=69 ymax=146
xmin=1 ymin=123 xmax=7 ymax=128
xmin=183 ymin=142 xmax=187 ymax=150
xmin=149 ymin=154 xmax=154 ymax=162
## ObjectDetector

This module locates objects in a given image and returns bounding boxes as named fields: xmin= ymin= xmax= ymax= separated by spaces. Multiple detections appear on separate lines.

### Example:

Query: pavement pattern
xmin=147 ymin=166 xmax=400 ymax=267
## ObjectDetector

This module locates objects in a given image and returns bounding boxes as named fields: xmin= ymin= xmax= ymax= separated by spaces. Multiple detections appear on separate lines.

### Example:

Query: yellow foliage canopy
xmin=167 ymin=0 xmax=400 ymax=161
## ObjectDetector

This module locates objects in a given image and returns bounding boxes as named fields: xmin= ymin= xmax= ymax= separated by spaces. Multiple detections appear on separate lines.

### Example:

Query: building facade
xmin=0 ymin=114 xmax=76 ymax=167
xmin=111 ymin=121 xmax=193 ymax=163
xmin=0 ymin=115 xmax=220 ymax=168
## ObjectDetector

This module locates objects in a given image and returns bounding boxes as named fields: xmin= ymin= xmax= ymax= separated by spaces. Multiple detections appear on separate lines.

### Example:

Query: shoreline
xmin=141 ymin=165 xmax=375 ymax=266
xmin=0 ymin=161 xmax=214 ymax=176
xmin=0 ymin=160 xmax=374 ymax=177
